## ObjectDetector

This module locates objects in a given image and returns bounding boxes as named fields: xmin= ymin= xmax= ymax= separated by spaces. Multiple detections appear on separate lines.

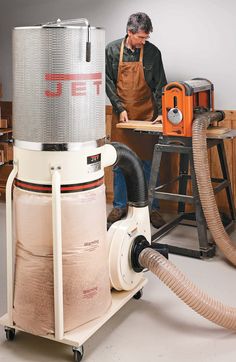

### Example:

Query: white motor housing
xmin=108 ymin=206 xmax=151 ymax=291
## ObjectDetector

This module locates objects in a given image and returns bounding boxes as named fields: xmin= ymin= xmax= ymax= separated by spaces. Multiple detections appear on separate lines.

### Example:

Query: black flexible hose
xmin=111 ymin=142 xmax=148 ymax=207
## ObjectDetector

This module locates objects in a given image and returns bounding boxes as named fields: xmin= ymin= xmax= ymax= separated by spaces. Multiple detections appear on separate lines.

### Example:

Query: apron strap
xmin=119 ymin=40 xmax=125 ymax=64
xmin=119 ymin=38 xmax=144 ymax=64
xmin=139 ymin=46 xmax=143 ymax=62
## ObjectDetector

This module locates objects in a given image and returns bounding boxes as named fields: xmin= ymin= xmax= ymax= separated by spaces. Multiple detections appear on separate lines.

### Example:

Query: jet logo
xmin=45 ymin=72 xmax=102 ymax=97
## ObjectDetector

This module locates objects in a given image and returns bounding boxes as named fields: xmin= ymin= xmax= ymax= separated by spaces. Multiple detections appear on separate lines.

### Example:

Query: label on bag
xmin=87 ymin=153 xmax=101 ymax=173
xmin=83 ymin=287 xmax=98 ymax=299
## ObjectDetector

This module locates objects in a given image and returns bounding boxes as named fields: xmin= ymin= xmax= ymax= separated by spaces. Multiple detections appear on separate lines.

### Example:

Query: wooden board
xmin=0 ymin=128 xmax=12 ymax=135
xmin=206 ymin=126 xmax=230 ymax=135
xmin=116 ymin=121 xmax=230 ymax=136
xmin=210 ymin=112 xmax=235 ymax=212
xmin=116 ymin=120 xmax=163 ymax=131
xmin=0 ymin=102 xmax=12 ymax=128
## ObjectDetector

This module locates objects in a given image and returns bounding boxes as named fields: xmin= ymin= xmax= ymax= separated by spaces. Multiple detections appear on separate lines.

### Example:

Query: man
xmin=106 ymin=12 xmax=167 ymax=228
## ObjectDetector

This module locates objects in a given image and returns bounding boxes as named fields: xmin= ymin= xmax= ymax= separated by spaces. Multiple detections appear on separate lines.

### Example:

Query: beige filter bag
xmin=13 ymin=185 xmax=111 ymax=336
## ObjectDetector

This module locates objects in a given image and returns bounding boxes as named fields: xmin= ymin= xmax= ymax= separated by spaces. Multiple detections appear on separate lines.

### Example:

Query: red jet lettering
xmin=71 ymin=82 xmax=86 ymax=96
xmin=45 ymin=73 xmax=102 ymax=97
xmin=45 ymin=82 xmax=62 ymax=97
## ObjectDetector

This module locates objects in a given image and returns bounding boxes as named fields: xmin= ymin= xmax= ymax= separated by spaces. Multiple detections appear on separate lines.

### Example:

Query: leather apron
xmin=111 ymin=40 xmax=159 ymax=160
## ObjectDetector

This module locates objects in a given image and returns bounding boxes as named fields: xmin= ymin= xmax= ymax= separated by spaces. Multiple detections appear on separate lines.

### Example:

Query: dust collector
xmin=0 ymin=18 xmax=151 ymax=361
xmin=11 ymin=18 xmax=115 ymax=336
xmin=1 ymin=17 xmax=236 ymax=362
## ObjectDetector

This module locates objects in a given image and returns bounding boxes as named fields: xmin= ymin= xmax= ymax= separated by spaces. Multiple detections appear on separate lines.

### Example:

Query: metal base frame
xmin=149 ymin=136 xmax=236 ymax=258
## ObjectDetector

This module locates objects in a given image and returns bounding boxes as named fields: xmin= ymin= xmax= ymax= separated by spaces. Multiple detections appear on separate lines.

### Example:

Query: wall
xmin=0 ymin=0 xmax=236 ymax=109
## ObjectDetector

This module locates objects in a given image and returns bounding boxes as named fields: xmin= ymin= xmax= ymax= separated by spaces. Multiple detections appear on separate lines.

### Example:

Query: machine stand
xmin=149 ymin=135 xmax=236 ymax=258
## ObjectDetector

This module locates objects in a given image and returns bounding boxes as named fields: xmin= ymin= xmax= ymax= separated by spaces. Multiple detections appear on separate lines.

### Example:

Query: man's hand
xmin=119 ymin=110 xmax=129 ymax=123
xmin=151 ymin=115 xmax=163 ymax=124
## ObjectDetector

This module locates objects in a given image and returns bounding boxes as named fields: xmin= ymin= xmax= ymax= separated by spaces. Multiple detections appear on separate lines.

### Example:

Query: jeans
xmin=113 ymin=160 xmax=159 ymax=209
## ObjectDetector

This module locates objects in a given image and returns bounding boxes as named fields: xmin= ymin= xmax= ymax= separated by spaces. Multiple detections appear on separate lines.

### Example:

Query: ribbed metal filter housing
xmin=13 ymin=25 xmax=105 ymax=144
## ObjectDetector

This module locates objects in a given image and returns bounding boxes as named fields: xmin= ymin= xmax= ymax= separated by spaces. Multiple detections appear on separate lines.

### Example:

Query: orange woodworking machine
xmin=162 ymin=78 xmax=214 ymax=137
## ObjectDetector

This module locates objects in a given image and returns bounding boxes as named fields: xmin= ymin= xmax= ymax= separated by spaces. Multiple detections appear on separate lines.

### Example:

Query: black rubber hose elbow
xmin=111 ymin=142 xmax=148 ymax=207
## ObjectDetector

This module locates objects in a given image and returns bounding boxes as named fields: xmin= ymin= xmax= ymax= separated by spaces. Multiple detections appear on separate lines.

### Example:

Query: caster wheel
xmin=72 ymin=345 xmax=84 ymax=362
xmin=4 ymin=327 xmax=15 ymax=341
xmin=133 ymin=289 xmax=143 ymax=300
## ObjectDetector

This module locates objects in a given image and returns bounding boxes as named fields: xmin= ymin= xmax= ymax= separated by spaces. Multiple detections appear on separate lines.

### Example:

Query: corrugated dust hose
xmin=139 ymin=248 xmax=236 ymax=330
xmin=192 ymin=112 xmax=236 ymax=266
xmin=111 ymin=127 xmax=236 ymax=330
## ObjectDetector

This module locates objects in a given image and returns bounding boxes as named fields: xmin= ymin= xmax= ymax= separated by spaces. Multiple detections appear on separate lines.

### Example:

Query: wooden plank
xmin=116 ymin=120 xmax=163 ymax=131
xmin=117 ymin=121 xmax=230 ymax=136
xmin=225 ymin=111 xmax=236 ymax=210
xmin=0 ymin=128 xmax=12 ymax=135
xmin=206 ymin=127 xmax=230 ymax=135
xmin=209 ymin=113 xmax=234 ymax=212
xmin=0 ymin=102 xmax=12 ymax=128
